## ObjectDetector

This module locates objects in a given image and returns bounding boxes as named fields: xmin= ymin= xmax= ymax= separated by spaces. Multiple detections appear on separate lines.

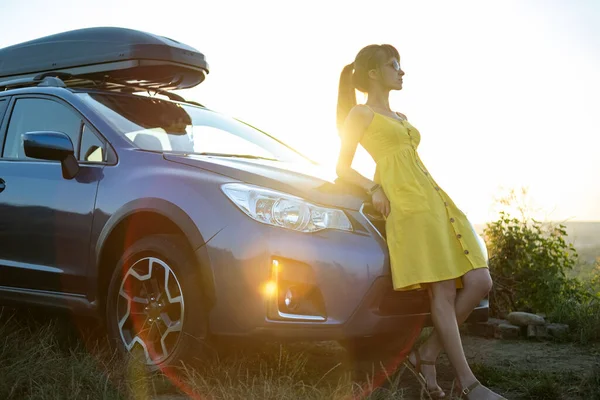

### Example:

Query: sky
xmin=1 ymin=0 xmax=599 ymax=224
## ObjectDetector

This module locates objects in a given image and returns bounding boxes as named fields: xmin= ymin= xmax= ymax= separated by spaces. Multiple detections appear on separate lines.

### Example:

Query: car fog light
xmin=264 ymin=281 xmax=277 ymax=297
xmin=284 ymin=287 xmax=298 ymax=311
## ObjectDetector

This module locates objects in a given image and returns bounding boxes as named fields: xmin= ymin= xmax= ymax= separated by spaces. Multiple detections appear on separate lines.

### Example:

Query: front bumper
xmin=232 ymin=276 xmax=489 ymax=341
xmin=199 ymin=206 xmax=488 ymax=341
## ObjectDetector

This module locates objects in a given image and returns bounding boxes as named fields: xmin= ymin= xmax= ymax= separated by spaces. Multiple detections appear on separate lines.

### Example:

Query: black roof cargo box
xmin=0 ymin=27 xmax=209 ymax=91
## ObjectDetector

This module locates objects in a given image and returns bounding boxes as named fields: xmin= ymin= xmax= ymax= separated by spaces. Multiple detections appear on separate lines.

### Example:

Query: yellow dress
xmin=360 ymin=106 xmax=488 ymax=291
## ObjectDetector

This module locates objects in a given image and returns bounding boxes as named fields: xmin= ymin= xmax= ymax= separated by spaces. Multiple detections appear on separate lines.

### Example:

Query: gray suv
xmin=0 ymin=27 xmax=489 ymax=369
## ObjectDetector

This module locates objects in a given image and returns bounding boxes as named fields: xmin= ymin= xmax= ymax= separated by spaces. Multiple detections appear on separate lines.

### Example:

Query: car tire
xmin=105 ymin=233 xmax=213 ymax=370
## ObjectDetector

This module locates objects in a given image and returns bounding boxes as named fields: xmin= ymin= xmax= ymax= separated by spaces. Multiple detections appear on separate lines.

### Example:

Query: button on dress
xmin=360 ymin=107 xmax=488 ymax=291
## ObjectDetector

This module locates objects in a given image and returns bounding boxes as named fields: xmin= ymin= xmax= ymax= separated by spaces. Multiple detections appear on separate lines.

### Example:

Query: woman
xmin=335 ymin=44 xmax=506 ymax=400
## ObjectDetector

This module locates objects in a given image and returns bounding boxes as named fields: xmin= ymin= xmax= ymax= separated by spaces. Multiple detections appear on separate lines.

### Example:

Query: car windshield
xmin=76 ymin=92 xmax=312 ymax=164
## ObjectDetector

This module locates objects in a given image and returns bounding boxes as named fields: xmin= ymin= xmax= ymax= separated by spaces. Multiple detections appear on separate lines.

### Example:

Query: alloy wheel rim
xmin=116 ymin=256 xmax=185 ymax=365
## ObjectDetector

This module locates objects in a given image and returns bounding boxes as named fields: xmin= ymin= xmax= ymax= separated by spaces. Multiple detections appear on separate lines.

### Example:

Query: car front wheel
xmin=106 ymin=234 xmax=211 ymax=370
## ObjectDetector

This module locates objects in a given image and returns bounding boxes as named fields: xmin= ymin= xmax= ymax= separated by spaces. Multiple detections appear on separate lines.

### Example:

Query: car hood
xmin=164 ymin=154 xmax=368 ymax=210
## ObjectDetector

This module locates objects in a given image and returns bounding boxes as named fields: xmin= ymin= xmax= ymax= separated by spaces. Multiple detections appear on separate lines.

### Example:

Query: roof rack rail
xmin=0 ymin=71 xmax=204 ymax=108
xmin=84 ymin=79 xmax=204 ymax=107
xmin=0 ymin=71 xmax=70 ymax=91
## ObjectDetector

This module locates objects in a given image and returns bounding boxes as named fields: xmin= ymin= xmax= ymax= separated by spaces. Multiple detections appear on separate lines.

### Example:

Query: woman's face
xmin=375 ymin=57 xmax=405 ymax=90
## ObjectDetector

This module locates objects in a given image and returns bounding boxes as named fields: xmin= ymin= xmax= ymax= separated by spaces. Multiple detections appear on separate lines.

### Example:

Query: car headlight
xmin=221 ymin=183 xmax=352 ymax=233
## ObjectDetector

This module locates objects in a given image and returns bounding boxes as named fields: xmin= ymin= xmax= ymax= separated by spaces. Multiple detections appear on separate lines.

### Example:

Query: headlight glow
xmin=221 ymin=183 xmax=352 ymax=233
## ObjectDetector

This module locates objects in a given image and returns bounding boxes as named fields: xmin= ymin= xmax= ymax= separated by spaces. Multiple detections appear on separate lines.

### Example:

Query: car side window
xmin=0 ymin=99 xmax=7 ymax=123
xmin=80 ymin=124 xmax=106 ymax=162
xmin=3 ymin=98 xmax=81 ymax=159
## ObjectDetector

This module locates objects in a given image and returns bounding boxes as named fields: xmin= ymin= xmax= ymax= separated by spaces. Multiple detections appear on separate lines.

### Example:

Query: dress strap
xmin=362 ymin=104 xmax=405 ymax=121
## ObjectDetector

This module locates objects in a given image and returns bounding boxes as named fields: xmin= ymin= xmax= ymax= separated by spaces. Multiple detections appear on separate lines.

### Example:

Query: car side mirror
xmin=23 ymin=131 xmax=80 ymax=179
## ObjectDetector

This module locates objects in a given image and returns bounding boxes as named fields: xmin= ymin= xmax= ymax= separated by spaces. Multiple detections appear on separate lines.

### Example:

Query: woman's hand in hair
xmin=372 ymin=187 xmax=390 ymax=218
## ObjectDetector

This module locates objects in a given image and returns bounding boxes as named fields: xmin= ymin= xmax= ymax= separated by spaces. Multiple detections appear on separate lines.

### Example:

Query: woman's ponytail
xmin=336 ymin=44 xmax=399 ymax=133
xmin=336 ymin=62 xmax=357 ymax=133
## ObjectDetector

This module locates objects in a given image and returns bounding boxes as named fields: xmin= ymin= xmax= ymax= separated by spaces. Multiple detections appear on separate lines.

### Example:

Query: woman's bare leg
xmin=426 ymin=279 xmax=478 ymax=388
xmin=411 ymin=269 xmax=493 ymax=391
xmin=421 ymin=268 xmax=493 ymax=356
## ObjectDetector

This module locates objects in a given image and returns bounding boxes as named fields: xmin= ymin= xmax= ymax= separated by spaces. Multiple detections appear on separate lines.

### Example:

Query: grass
xmin=0 ymin=307 xmax=424 ymax=400
xmin=0 ymin=308 xmax=150 ymax=399
xmin=548 ymin=297 xmax=600 ymax=344
xmin=471 ymin=363 xmax=600 ymax=400
xmin=1 ymin=307 xmax=599 ymax=400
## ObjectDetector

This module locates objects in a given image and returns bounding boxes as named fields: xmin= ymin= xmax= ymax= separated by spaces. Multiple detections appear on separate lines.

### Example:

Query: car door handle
xmin=0 ymin=179 xmax=5 ymax=193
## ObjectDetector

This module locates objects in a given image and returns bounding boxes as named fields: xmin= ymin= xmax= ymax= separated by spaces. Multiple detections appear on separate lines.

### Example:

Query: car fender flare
xmin=94 ymin=197 xmax=215 ymax=303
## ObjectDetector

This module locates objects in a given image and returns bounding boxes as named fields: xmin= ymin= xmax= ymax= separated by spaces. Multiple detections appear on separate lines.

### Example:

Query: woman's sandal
xmin=402 ymin=351 xmax=446 ymax=399
xmin=460 ymin=380 xmax=507 ymax=399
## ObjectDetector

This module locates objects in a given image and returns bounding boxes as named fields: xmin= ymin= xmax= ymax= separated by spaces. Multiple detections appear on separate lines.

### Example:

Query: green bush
xmin=483 ymin=211 xmax=600 ymax=343
xmin=484 ymin=211 xmax=585 ymax=316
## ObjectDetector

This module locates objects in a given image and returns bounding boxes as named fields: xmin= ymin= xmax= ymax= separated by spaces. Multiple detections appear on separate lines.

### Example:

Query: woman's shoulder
xmin=346 ymin=104 xmax=375 ymax=128
xmin=339 ymin=105 xmax=375 ymax=141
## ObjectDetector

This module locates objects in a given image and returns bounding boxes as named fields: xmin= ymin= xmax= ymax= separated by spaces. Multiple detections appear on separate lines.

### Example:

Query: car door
xmin=0 ymin=95 xmax=107 ymax=294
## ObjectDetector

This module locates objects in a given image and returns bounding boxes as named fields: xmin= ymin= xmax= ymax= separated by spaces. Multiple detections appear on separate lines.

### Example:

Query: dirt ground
xmin=460 ymin=335 xmax=599 ymax=375
xmin=277 ymin=333 xmax=600 ymax=399
xmin=436 ymin=336 xmax=598 ymax=398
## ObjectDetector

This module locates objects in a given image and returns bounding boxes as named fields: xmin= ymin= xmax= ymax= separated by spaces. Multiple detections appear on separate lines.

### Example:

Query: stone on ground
xmin=507 ymin=311 xmax=545 ymax=327
xmin=497 ymin=323 xmax=521 ymax=339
